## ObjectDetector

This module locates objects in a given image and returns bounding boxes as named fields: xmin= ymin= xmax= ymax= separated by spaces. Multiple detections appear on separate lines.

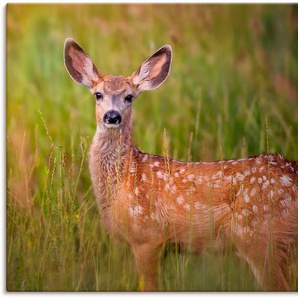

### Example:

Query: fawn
xmin=64 ymin=38 xmax=298 ymax=291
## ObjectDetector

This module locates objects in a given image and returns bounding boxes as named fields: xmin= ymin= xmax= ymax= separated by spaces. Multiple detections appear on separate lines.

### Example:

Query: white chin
xmin=104 ymin=123 xmax=120 ymax=129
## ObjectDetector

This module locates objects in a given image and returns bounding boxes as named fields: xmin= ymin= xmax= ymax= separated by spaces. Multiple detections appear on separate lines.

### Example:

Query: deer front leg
xmin=132 ymin=242 xmax=163 ymax=291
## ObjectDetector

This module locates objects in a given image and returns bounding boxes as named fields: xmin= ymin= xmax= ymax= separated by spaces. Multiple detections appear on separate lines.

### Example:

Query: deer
xmin=64 ymin=38 xmax=298 ymax=291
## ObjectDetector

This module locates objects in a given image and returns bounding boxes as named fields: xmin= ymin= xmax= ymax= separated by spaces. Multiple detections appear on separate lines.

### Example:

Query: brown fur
xmin=64 ymin=38 xmax=298 ymax=291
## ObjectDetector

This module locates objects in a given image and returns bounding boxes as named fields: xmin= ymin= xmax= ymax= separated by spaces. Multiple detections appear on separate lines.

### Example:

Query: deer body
xmin=64 ymin=39 xmax=298 ymax=291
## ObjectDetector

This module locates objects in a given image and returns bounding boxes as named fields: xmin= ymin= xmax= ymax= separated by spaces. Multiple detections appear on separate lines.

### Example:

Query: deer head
xmin=64 ymin=38 xmax=172 ymax=131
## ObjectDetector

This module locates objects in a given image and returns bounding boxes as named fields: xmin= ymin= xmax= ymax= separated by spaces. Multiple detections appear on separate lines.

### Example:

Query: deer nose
xmin=103 ymin=110 xmax=122 ymax=125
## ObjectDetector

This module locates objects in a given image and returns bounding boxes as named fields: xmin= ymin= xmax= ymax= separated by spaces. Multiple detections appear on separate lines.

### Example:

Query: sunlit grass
xmin=6 ymin=4 xmax=298 ymax=291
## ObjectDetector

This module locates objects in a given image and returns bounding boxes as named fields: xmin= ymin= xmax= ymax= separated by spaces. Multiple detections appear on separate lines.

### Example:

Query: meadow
xmin=6 ymin=4 xmax=298 ymax=291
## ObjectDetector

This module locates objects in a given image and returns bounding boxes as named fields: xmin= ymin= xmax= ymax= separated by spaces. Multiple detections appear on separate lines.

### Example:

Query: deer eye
xmin=94 ymin=92 xmax=103 ymax=100
xmin=124 ymin=94 xmax=134 ymax=103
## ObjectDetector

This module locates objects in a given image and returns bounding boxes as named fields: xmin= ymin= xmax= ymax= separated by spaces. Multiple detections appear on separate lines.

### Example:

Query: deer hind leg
xmin=236 ymin=233 xmax=291 ymax=291
xmin=258 ymin=210 xmax=298 ymax=291
xmin=244 ymin=253 xmax=290 ymax=291
xmin=132 ymin=242 xmax=163 ymax=291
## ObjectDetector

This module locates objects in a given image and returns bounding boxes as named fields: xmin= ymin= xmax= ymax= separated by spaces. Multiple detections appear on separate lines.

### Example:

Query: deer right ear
xmin=64 ymin=38 xmax=100 ymax=89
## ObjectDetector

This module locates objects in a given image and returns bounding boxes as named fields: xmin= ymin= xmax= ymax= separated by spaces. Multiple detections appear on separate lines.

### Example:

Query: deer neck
xmin=94 ymin=121 xmax=133 ymax=164
xmin=89 ymin=117 xmax=135 ymax=219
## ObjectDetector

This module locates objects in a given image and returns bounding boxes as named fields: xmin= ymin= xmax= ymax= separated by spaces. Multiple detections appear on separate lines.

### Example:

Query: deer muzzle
xmin=103 ymin=110 xmax=122 ymax=128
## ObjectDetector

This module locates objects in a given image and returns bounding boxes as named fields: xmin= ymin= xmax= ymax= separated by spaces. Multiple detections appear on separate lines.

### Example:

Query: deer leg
xmin=263 ymin=251 xmax=291 ymax=291
xmin=240 ymin=241 xmax=291 ymax=291
xmin=248 ymin=256 xmax=290 ymax=291
xmin=270 ymin=262 xmax=291 ymax=291
xmin=132 ymin=242 xmax=163 ymax=291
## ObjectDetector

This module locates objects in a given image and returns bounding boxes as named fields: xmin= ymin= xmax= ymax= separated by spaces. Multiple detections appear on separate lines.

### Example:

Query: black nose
xmin=103 ymin=110 xmax=122 ymax=125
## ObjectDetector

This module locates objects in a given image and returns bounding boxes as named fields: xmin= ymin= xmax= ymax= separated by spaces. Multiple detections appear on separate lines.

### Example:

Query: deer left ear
xmin=130 ymin=45 xmax=172 ymax=93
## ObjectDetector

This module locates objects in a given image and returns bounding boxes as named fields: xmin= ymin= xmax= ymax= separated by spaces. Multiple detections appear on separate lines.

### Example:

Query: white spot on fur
xmin=250 ymin=177 xmax=256 ymax=184
xmin=184 ymin=203 xmax=190 ymax=211
xmin=195 ymin=176 xmax=203 ymax=185
xmin=129 ymin=162 xmax=137 ymax=173
xmin=250 ymin=218 xmax=258 ymax=227
xmin=251 ymin=167 xmax=257 ymax=173
xmin=280 ymin=174 xmax=292 ymax=187
xmin=244 ymin=169 xmax=251 ymax=177
xmin=142 ymin=155 xmax=148 ymax=162
xmin=212 ymin=171 xmax=222 ymax=180
xmin=263 ymin=205 xmax=269 ymax=212
xmin=232 ymin=161 xmax=238 ymax=165
xmin=238 ymin=158 xmax=248 ymax=161
xmin=182 ymin=179 xmax=187 ymax=184
xmin=194 ymin=201 xmax=201 ymax=210
xmin=212 ymin=182 xmax=221 ymax=188
xmin=270 ymin=178 xmax=275 ymax=184
xmin=174 ymin=172 xmax=179 ymax=178
xmin=129 ymin=204 xmax=143 ymax=218
xmin=187 ymin=174 xmax=195 ymax=181
xmin=179 ymin=168 xmax=186 ymax=174
xmin=236 ymin=184 xmax=244 ymax=197
xmin=242 ymin=209 xmax=250 ymax=216
xmin=280 ymin=194 xmax=292 ymax=206
xmin=140 ymin=173 xmax=147 ymax=182
xmin=150 ymin=212 xmax=158 ymax=222
xmin=203 ymin=176 xmax=210 ymax=181
xmin=134 ymin=187 xmax=140 ymax=196
xmin=205 ymin=181 xmax=211 ymax=188
xmin=224 ymin=175 xmax=233 ymax=183
xmin=250 ymin=187 xmax=256 ymax=197
xmin=171 ymin=184 xmax=177 ymax=193
xmin=256 ymin=157 xmax=262 ymax=164
xmin=252 ymin=205 xmax=258 ymax=213
xmin=236 ymin=172 xmax=244 ymax=181
xmin=156 ymin=170 xmax=164 ymax=179
xmin=281 ymin=209 xmax=289 ymax=218
xmin=269 ymin=190 xmax=274 ymax=199
xmin=259 ymin=166 xmax=265 ymax=173
xmin=237 ymin=214 xmax=243 ymax=221
xmin=243 ymin=189 xmax=250 ymax=203
xmin=187 ymin=186 xmax=196 ymax=194
xmin=262 ymin=180 xmax=270 ymax=190
xmin=258 ymin=177 xmax=262 ymax=184
xmin=153 ymin=161 xmax=160 ymax=167
xmin=177 ymin=195 xmax=184 ymax=205
xmin=165 ymin=183 xmax=170 ymax=191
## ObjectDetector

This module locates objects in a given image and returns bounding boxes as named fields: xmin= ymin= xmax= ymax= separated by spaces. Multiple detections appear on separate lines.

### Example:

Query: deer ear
xmin=64 ymin=38 xmax=100 ymax=88
xmin=130 ymin=45 xmax=172 ymax=93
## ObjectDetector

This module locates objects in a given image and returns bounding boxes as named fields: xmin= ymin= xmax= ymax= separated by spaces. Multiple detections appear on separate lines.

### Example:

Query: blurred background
xmin=7 ymin=4 xmax=298 ymax=291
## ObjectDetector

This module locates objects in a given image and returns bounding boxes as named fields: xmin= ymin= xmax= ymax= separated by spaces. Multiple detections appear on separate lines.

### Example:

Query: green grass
xmin=6 ymin=4 xmax=298 ymax=291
